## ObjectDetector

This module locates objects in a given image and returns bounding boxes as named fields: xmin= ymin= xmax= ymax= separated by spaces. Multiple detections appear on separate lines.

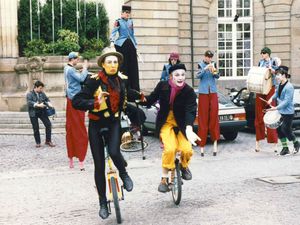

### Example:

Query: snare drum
xmin=263 ymin=110 xmax=282 ymax=129
xmin=247 ymin=66 xmax=272 ymax=95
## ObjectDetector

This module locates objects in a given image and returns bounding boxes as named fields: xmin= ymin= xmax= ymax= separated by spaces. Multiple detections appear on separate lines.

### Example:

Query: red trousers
xmin=255 ymin=87 xmax=278 ymax=143
xmin=66 ymin=98 xmax=88 ymax=162
xmin=197 ymin=93 xmax=220 ymax=147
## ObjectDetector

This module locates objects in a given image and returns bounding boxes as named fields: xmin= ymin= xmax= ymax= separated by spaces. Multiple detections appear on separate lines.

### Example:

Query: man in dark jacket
xmin=26 ymin=80 xmax=55 ymax=148
xmin=142 ymin=64 xmax=200 ymax=193
xmin=72 ymin=46 xmax=141 ymax=220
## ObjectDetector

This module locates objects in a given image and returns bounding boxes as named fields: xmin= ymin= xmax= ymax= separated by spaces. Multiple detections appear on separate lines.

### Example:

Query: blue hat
xmin=68 ymin=52 xmax=79 ymax=59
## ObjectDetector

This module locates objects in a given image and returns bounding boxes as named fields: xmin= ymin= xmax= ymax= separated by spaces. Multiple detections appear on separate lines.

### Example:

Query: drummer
xmin=255 ymin=47 xmax=278 ymax=152
xmin=266 ymin=66 xmax=299 ymax=155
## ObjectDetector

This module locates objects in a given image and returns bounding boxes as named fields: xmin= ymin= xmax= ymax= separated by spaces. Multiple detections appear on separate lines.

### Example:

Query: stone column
xmin=0 ymin=0 xmax=18 ymax=58
xmin=262 ymin=0 xmax=293 ymax=66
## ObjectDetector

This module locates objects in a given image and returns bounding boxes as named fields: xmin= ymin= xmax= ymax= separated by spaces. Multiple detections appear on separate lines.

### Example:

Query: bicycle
xmin=100 ymin=128 xmax=124 ymax=224
xmin=120 ymin=101 xmax=148 ymax=160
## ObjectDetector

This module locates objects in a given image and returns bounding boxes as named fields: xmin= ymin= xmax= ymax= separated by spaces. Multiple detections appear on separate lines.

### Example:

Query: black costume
xmin=72 ymin=70 xmax=140 ymax=200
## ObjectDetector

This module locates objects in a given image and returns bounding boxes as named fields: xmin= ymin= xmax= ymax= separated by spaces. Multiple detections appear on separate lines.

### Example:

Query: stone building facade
xmin=1 ymin=0 xmax=300 ymax=111
xmin=127 ymin=0 xmax=300 ymax=92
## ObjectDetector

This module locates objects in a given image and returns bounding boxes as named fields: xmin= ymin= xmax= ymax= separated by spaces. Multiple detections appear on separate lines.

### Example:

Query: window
xmin=217 ymin=0 xmax=252 ymax=78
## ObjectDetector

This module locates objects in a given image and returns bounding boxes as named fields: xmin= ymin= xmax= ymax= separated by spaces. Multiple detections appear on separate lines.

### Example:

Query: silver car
xmin=141 ymin=91 xmax=247 ymax=141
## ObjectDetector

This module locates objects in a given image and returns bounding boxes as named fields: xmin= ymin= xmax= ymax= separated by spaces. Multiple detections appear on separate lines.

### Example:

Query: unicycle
xmin=100 ymin=128 xmax=124 ymax=224
xmin=170 ymin=157 xmax=182 ymax=205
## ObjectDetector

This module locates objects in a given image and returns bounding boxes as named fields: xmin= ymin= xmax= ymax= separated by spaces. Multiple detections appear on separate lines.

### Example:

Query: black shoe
xmin=120 ymin=172 xmax=133 ymax=192
xmin=279 ymin=147 xmax=290 ymax=156
xmin=180 ymin=166 xmax=192 ymax=180
xmin=158 ymin=177 xmax=169 ymax=193
xmin=213 ymin=152 xmax=217 ymax=156
xmin=201 ymin=153 xmax=204 ymax=157
xmin=99 ymin=199 xmax=109 ymax=219
xmin=293 ymin=141 xmax=300 ymax=154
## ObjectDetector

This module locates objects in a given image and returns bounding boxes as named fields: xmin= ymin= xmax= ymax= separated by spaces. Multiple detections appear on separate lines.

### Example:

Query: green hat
xmin=261 ymin=47 xmax=271 ymax=55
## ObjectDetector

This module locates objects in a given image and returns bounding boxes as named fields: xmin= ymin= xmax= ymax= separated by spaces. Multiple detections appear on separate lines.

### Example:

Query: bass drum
xmin=247 ymin=66 xmax=272 ymax=95
xmin=263 ymin=110 xmax=282 ymax=129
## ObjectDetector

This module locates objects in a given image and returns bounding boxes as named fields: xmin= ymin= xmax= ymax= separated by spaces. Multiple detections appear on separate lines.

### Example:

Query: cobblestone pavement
xmin=0 ymin=131 xmax=300 ymax=225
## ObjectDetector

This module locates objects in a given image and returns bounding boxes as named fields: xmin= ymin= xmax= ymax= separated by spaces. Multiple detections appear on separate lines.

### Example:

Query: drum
xmin=247 ymin=66 xmax=272 ymax=95
xmin=263 ymin=110 xmax=282 ymax=129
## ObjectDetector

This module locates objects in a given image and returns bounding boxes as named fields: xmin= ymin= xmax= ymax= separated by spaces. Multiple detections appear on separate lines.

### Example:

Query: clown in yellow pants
xmin=160 ymin=111 xmax=193 ymax=171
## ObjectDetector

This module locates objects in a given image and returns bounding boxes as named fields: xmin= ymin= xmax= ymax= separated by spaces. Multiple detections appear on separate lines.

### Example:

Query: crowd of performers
xmin=25 ymin=4 xmax=300 ymax=221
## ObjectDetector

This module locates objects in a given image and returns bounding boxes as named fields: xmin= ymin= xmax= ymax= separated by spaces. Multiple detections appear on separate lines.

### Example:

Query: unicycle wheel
xmin=111 ymin=177 xmax=122 ymax=224
xmin=171 ymin=160 xmax=182 ymax=205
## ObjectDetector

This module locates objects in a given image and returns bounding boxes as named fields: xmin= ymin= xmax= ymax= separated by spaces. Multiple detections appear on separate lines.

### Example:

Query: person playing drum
xmin=266 ymin=66 xmax=300 ymax=155
xmin=255 ymin=47 xmax=278 ymax=152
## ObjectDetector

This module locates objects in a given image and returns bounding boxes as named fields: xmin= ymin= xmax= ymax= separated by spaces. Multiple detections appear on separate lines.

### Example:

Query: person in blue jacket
xmin=267 ymin=66 xmax=300 ymax=155
xmin=160 ymin=52 xmax=181 ymax=81
xmin=196 ymin=50 xmax=220 ymax=157
xmin=110 ymin=5 xmax=140 ymax=91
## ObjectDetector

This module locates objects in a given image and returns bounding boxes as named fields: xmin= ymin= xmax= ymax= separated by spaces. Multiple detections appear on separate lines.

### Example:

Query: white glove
xmin=185 ymin=125 xmax=201 ymax=146
xmin=110 ymin=42 xmax=114 ymax=48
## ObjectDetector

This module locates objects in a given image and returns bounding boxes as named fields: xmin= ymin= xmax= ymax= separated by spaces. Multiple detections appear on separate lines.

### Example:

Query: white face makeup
xmin=171 ymin=69 xmax=186 ymax=87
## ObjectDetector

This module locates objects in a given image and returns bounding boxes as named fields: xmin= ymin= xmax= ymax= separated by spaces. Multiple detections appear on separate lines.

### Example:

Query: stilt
xmin=213 ymin=140 xmax=217 ymax=156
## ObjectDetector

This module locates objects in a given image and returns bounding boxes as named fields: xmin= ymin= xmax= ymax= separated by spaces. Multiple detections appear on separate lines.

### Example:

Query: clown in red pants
xmin=197 ymin=93 xmax=220 ymax=156
xmin=255 ymin=86 xmax=278 ymax=152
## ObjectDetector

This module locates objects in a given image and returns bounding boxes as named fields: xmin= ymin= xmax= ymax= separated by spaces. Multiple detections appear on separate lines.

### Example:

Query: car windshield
xmin=218 ymin=91 xmax=235 ymax=106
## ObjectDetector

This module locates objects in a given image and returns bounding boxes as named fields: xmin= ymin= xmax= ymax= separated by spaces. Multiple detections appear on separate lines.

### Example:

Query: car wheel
xmin=223 ymin=131 xmax=238 ymax=141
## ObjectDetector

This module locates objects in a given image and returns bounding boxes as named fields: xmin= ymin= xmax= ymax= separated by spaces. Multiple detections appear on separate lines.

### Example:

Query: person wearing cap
xmin=266 ymin=66 xmax=299 ymax=155
xmin=141 ymin=63 xmax=200 ymax=193
xmin=160 ymin=52 xmax=181 ymax=81
xmin=196 ymin=50 xmax=220 ymax=157
xmin=72 ymin=47 xmax=141 ymax=220
xmin=64 ymin=52 xmax=89 ymax=170
xmin=110 ymin=4 xmax=140 ymax=91
xmin=255 ymin=47 xmax=279 ymax=152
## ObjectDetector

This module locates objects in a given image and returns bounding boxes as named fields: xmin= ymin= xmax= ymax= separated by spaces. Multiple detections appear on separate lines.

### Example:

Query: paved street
xmin=1 ymin=131 xmax=300 ymax=225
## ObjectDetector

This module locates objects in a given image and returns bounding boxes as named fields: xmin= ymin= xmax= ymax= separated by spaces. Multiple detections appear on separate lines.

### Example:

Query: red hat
xmin=169 ymin=52 xmax=180 ymax=60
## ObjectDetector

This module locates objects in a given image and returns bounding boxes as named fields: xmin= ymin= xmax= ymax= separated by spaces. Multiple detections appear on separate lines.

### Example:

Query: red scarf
xmin=98 ymin=72 xmax=120 ymax=113
xmin=168 ymin=79 xmax=186 ymax=106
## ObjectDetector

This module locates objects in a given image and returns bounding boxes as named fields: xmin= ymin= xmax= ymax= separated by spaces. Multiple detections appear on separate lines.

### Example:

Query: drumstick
xmin=259 ymin=97 xmax=270 ymax=105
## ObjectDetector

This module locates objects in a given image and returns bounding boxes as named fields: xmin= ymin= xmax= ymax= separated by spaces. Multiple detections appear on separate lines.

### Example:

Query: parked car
xmin=232 ymin=87 xmax=300 ymax=130
xmin=140 ymin=90 xmax=247 ymax=141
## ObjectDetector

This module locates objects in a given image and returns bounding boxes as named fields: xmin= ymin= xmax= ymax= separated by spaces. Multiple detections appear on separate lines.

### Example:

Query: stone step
xmin=0 ymin=117 xmax=66 ymax=124
xmin=0 ymin=111 xmax=128 ymax=135
xmin=0 ymin=111 xmax=66 ymax=118
xmin=0 ymin=123 xmax=66 ymax=129
xmin=0 ymin=128 xmax=66 ymax=135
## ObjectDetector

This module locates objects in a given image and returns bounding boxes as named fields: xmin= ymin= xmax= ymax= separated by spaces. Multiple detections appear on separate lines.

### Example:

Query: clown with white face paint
xmin=141 ymin=63 xmax=200 ymax=193
xmin=72 ymin=47 xmax=143 ymax=220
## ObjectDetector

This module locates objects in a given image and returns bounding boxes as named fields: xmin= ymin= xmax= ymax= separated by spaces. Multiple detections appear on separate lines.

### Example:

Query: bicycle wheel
xmin=111 ymin=177 xmax=122 ymax=224
xmin=171 ymin=160 xmax=182 ymax=205
xmin=120 ymin=140 xmax=148 ymax=152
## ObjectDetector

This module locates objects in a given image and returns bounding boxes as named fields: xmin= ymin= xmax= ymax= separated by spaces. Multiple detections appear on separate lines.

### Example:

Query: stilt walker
xmin=196 ymin=50 xmax=220 ymax=157
xmin=255 ymin=47 xmax=278 ymax=152
xmin=110 ymin=5 xmax=140 ymax=91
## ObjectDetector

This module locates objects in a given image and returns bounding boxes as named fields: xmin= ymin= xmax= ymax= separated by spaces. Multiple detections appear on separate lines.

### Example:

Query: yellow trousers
xmin=160 ymin=111 xmax=193 ymax=169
